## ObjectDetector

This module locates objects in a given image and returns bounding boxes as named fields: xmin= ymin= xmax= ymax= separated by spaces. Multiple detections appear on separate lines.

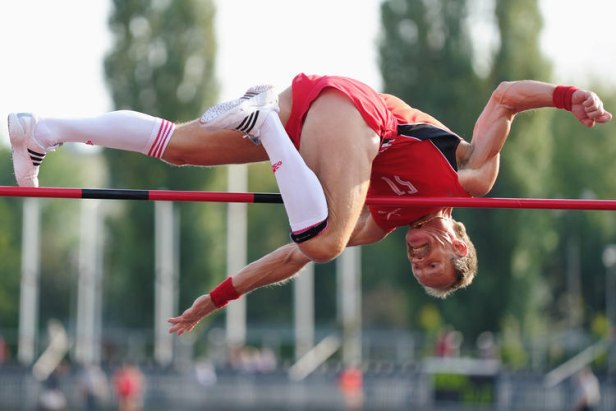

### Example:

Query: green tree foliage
xmin=379 ymin=0 xmax=485 ymax=137
xmin=105 ymin=0 xmax=218 ymax=119
xmin=103 ymin=0 xmax=224 ymax=326
xmin=545 ymin=88 xmax=616 ymax=333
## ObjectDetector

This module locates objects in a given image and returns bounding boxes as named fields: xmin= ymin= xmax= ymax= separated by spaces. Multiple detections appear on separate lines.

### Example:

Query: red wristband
xmin=209 ymin=277 xmax=241 ymax=308
xmin=553 ymin=85 xmax=578 ymax=111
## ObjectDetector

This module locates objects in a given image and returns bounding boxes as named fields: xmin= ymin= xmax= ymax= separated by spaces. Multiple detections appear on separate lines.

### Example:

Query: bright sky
xmin=0 ymin=0 xmax=614 ymax=146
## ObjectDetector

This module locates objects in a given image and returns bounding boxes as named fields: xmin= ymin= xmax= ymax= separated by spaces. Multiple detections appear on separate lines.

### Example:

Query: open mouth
xmin=410 ymin=243 xmax=429 ymax=258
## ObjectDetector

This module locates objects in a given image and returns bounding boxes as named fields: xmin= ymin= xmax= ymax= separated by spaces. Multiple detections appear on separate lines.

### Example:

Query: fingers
xmin=581 ymin=119 xmax=596 ymax=128
xmin=167 ymin=294 xmax=219 ymax=336
xmin=167 ymin=322 xmax=185 ymax=336
xmin=168 ymin=309 xmax=201 ymax=332
xmin=582 ymin=92 xmax=612 ymax=123
xmin=168 ymin=317 xmax=200 ymax=335
xmin=579 ymin=92 xmax=612 ymax=126
xmin=599 ymin=112 xmax=613 ymax=122
xmin=167 ymin=294 xmax=214 ymax=335
xmin=167 ymin=308 xmax=199 ymax=335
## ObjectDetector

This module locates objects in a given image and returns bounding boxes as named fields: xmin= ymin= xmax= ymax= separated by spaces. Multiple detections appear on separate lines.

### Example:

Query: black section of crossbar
xmin=253 ymin=193 xmax=283 ymax=203
xmin=82 ymin=188 xmax=149 ymax=200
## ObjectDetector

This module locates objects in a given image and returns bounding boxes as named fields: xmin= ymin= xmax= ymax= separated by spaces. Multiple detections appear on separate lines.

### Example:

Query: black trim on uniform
xmin=397 ymin=123 xmax=460 ymax=171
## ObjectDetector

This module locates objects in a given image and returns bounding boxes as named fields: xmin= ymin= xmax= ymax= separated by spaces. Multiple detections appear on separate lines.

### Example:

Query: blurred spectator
xmin=79 ymin=364 xmax=109 ymax=411
xmin=255 ymin=347 xmax=277 ymax=373
xmin=476 ymin=331 xmax=498 ymax=360
xmin=229 ymin=346 xmax=278 ymax=374
xmin=195 ymin=359 xmax=217 ymax=386
xmin=338 ymin=367 xmax=364 ymax=411
xmin=435 ymin=326 xmax=452 ymax=357
xmin=113 ymin=363 xmax=144 ymax=411
xmin=573 ymin=367 xmax=601 ymax=411
xmin=0 ymin=334 xmax=8 ymax=365
xmin=436 ymin=326 xmax=463 ymax=358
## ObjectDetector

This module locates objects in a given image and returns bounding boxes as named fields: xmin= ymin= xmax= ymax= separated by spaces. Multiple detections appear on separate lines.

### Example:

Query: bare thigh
xmin=298 ymin=89 xmax=380 ymax=259
xmin=162 ymin=119 xmax=269 ymax=166
xmin=163 ymin=86 xmax=295 ymax=166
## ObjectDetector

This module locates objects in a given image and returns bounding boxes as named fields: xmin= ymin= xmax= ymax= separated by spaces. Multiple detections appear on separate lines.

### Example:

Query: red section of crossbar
xmin=0 ymin=186 xmax=615 ymax=210
xmin=367 ymin=196 xmax=616 ymax=210
xmin=148 ymin=190 xmax=257 ymax=203
xmin=0 ymin=186 xmax=83 ymax=199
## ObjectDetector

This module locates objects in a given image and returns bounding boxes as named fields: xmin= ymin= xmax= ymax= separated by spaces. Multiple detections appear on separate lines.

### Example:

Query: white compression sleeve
xmin=34 ymin=111 xmax=174 ymax=158
xmin=258 ymin=112 xmax=329 ymax=235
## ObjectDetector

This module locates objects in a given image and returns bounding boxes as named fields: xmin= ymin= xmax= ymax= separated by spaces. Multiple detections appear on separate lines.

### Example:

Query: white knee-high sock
xmin=34 ymin=110 xmax=175 ymax=158
xmin=259 ymin=112 xmax=329 ymax=234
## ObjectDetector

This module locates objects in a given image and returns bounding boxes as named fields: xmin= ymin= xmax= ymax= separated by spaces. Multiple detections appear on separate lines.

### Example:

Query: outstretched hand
xmin=572 ymin=89 xmax=613 ymax=127
xmin=168 ymin=294 xmax=216 ymax=336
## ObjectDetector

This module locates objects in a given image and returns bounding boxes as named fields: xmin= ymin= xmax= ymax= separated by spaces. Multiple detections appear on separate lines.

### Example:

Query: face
xmin=405 ymin=216 xmax=468 ymax=290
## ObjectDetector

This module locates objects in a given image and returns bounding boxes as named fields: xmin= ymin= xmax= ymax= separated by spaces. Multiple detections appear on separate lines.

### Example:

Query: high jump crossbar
xmin=0 ymin=186 xmax=615 ymax=210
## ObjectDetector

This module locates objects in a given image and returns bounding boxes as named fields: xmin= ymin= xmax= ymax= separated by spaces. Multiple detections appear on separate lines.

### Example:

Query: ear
xmin=452 ymin=240 xmax=468 ymax=257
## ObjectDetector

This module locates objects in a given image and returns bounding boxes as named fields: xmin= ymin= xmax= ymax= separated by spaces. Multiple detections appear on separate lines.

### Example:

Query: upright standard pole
xmin=337 ymin=247 xmax=362 ymax=367
xmin=155 ymin=201 xmax=177 ymax=366
xmin=226 ymin=165 xmax=248 ymax=349
xmin=603 ymin=245 xmax=616 ymax=377
xmin=294 ymin=263 xmax=315 ymax=360
xmin=75 ymin=200 xmax=103 ymax=365
xmin=18 ymin=198 xmax=41 ymax=365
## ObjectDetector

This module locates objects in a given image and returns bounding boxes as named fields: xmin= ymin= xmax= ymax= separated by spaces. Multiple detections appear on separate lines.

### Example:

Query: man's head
xmin=406 ymin=210 xmax=477 ymax=298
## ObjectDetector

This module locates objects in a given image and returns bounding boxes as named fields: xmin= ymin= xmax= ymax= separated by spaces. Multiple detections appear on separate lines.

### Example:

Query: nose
xmin=411 ymin=258 xmax=428 ymax=272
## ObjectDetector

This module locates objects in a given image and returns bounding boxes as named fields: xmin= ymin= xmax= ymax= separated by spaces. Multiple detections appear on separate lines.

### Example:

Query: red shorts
xmin=284 ymin=73 xmax=398 ymax=149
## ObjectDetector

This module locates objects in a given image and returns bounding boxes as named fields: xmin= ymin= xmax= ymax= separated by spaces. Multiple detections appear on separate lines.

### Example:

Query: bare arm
xmin=168 ymin=243 xmax=311 ymax=335
xmin=347 ymin=206 xmax=390 ymax=246
xmin=168 ymin=208 xmax=388 ymax=335
xmin=458 ymin=81 xmax=612 ymax=196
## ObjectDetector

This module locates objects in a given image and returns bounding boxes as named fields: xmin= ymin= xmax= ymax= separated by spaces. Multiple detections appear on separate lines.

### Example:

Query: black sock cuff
xmin=290 ymin=218 xmax=328 ymax=243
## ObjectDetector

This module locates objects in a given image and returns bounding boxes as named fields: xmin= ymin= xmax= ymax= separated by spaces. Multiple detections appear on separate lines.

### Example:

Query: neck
xmin=411 ymin=209 xmax=452 ymax=229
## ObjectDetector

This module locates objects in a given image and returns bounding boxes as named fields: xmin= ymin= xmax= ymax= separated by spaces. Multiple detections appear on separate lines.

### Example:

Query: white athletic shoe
xmin=199 ymin=85 xmax=279 ymax=144
xmin=7 ymin=113 xmax=49 ymax=187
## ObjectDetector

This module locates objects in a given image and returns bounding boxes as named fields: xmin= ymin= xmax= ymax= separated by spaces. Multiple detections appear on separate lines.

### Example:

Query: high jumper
xmin=6 ymin=73 xmax=612 ymax=335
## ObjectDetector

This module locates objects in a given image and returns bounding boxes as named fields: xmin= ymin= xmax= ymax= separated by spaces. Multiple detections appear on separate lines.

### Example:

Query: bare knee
xmin=297 ymin=235 xmax=346 ymax=263
xmin=161 ymin=145 xmax=188 ymax=166
xmin=160 ymin=123 xmax=196 ymax=166
xmin=160 ymin=150 xmax=184 ymax=165
xmin=161 ymin=121 xmax=268 ymax=166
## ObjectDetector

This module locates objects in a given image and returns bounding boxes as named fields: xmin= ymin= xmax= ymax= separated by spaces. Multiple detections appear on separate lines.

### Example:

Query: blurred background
xmin=0 ymin=0 xmax=615 ymax=410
